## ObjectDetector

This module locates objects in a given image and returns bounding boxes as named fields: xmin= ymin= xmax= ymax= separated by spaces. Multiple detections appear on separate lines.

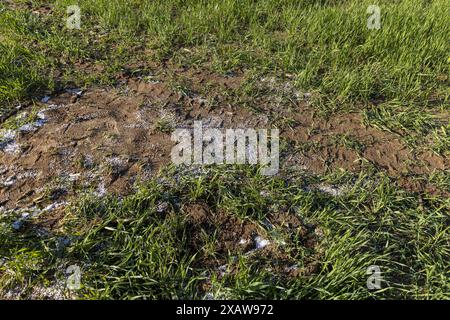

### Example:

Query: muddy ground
xmin=1 ymin=68 xmax=448 ymax=213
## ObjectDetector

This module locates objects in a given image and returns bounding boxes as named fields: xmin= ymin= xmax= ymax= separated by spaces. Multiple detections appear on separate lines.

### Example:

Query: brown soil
xmin=183 ymin=202 xmax=322 ymax=280
xmin=285 ymin=111 xmax=447 ymax=175
xmin=1 ymin=67 xmax=448 ymax=211
xmin=184 ymin=203 xmax=259 ymax=257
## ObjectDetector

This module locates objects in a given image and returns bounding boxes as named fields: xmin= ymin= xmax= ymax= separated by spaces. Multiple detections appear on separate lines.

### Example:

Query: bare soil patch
xmin=183 ymin=202 xmax=322 ymax=282
xmin=1 ymin=68 xmax=448 ymax=212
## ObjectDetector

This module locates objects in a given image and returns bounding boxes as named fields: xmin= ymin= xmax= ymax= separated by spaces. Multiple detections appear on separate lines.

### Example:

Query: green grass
xmin=0 ymin=0 xmax=449 ymax=300
xmin=0 ymin=0 xmax=449 ymax=112
xmin=1 ymin=167 xmax=448 ymax=299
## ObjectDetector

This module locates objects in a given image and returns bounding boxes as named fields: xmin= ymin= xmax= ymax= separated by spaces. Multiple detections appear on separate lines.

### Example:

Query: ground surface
xmin=0 ymin=0 xmax=449 ymax=299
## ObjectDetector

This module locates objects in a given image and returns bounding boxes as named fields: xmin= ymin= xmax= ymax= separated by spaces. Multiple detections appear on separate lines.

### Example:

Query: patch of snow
xmin=0 ymin=130 xmax=20 ymax=154
xmin=259 ymin=190 xmax=270 ymax=197
xmin=217 ymin=264 xmax=228 ymax=276
xmin=125 ymin=110 xmax=150 ymax=129
xmin=42 ymin=201 xmax=67 ymax=212
xmin=29 ymin=283 xmax=67 ymax=300
xmin=203 ymin=293 xmax=215 ymax=300
xmin=68 ymin=173 xmax=81 ymax=181
xmin=1 ymin=109 xmax=51 ymax=154
xmin=107 ymin=156 xmax=125 ymax=167
xmin=142 ymin=76 xmax=160 ymax=84
xmin=42 ymin=104 xmax=64 ymax=112
xmin=1 ymin=171 xmax=37 ymax=187
xmin=18 ymin=116 xmax=46 ymax=133
xmin=238 ymin=239 xmax=249 ymax=245
xmin=41 ymin=96 xmax=51 ymax=103
xmin=3 ymin=141 xmax=21 ymax=154
xmin=96 ymin=181 xmax=107 ymax=197
xmin=18 ymin=123 xmax=35 ymax=132
xmin=66 ymin=88 xmax=83 ymax=96
xmin=316 ymin=184 xmax=345 ymax=197
xmin=1 ymin=129 xmax=16 ymax=141
xmin=36 ymin=110 xmax=47 ymax=120
xmin=285 ymin=264 xmax=299 ymax=272
xmin=10 ymin=202 xmax=66 ymax=230
xmin=254 ymin=236 xmax=270 ymax=249
xmin=12 ymin=220 xmax=23 ymax=230
xmin=2 ymin=175 xmax=17 ymax=187
xmin=3 ymin=288 xmax=23 ymax=299
xmin=12 ymin=212 xmax=31 ymax=230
